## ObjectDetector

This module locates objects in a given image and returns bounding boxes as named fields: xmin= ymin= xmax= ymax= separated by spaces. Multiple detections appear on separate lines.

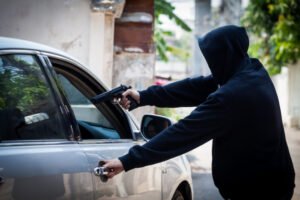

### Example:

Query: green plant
xmin=155 ymin=107 xmax=181 ymax=121
xmin=241 ymin=0 xmax=300 ymax=75
xmin=0 ymin=55 xmax=49 ymax=113
xmin=154 ymin=0 xmax=192 ymax=62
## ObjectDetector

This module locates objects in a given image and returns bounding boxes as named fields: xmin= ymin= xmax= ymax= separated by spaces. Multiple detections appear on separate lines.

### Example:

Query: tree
xmin=0 ymin=55 xmax=49 ymax=114
xmin=241 ymin=0 xmax=300 ymax=75
xmin=154 ymin=0 xmax=192 ymax=62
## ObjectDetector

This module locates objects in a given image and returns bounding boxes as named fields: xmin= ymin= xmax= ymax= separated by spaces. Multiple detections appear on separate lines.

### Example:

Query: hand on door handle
xmin=94 ymin=161 xmax=109 ymax=182
xmin=101 ymin=159 xmax=124 ymax=179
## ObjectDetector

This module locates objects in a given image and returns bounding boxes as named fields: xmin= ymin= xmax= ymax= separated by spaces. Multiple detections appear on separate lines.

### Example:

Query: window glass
xmin=0 ymin=54 xmax=67 ymax=140
xmin=56 ymin=74 xmax=120 ymax=139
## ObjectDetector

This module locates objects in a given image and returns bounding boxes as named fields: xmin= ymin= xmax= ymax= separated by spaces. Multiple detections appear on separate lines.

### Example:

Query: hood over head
xmin=198 ymin=25 xmax=250 ymax=85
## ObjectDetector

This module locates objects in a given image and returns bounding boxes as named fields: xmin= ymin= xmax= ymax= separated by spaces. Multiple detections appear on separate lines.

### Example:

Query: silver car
xmin=0 ymin=37 xmax=193 ymax=200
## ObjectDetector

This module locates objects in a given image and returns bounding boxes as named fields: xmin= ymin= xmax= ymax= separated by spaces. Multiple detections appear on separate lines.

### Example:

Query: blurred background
xmin=0 ymin=0 xmax=299 ymax=199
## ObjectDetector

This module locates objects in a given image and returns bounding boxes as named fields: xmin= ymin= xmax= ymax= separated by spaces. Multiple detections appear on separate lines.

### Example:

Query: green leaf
xmin=154 ymin=0 xmax=192 ymax=62
xmin=242 ymin=0 xmax=300 ymax=75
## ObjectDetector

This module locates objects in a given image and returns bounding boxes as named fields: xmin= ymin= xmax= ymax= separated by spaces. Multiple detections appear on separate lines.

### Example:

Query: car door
xmin=46 ymin=55 xmax=163 ymax=200
xmin=0 ymin=53 xmax=94 ymax=199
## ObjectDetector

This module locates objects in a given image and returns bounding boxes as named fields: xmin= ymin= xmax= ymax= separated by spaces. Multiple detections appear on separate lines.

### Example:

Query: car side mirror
xmin=141 ymin=114 xmax=172 ymax=140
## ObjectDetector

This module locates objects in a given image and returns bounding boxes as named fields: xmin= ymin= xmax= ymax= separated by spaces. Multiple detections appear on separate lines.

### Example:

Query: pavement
xmin=286 ymin=127 xmax=300 ymax=200
xmin=187 ymin=127 xmax=300 ymax=200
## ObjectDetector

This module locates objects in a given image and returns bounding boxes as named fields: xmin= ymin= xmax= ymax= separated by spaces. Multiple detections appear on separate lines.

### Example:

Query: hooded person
xmin=103 ymin=25 xmax=295 ymax=199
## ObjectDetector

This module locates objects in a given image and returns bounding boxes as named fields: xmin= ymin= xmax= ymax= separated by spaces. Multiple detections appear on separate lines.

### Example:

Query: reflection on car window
xmin=56 ymin=74 xmax=120 ymax=139
xmin=0 ymin=55 xmax=67 ymax=141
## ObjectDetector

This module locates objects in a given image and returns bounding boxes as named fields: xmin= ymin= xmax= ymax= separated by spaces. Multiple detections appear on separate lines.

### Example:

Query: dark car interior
xmin=0 ymin=108 xmax=25 ymax=140
xmin=77 ymin=120 xmax=120 ymax=139
xmin=0 ymin=54 xmax=67 ymax=141
xmin=50 ymin=58 xmax=132 ymax=140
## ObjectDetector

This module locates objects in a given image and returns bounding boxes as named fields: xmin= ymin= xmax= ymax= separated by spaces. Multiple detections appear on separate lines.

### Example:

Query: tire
xmin=172 ymin=190 xmax=185 ymax=200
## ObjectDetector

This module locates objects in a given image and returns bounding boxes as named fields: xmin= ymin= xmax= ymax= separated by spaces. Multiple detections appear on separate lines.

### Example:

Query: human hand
xmin=102 ymin=159 xmax=124 ymax=179
xmin=120 ymin=89 xmax=140 ymax=110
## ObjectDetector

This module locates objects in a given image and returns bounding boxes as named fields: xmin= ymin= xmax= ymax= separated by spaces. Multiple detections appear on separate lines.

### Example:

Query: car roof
xmin=0 ymin=36 xmax=79 ymax=62
xmin=0 ymin=36 xmax=107 ymax=87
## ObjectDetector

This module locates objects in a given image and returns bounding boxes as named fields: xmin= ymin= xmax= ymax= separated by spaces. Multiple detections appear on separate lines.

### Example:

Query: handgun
xmin=90 ymin=84 xmax=138 ymax=111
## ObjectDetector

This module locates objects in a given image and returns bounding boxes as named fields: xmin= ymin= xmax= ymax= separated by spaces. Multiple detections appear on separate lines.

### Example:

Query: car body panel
xmin=0 ymin=37 xmax=77 ymax=63
xmin=79 ymin=141 xmax=162 ymax=200
xmin=0 ymin=141 xmax=93 ymax=199
xmin=163 ymin=156 xmax=193 ymax=200
xmin=0 ymin=37 xmax=107 ymax=92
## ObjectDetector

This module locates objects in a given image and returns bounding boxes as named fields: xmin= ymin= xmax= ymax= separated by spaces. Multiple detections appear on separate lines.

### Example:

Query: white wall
xmin=288 ymin=63 xmax=300 ymax=128
xmin=272 ymin=67 xmax=289 ymax=125
xmin=273 ymin=64 xmax=300 ymax=128
xmin=0 ymin=0 xmax=114 ymax=86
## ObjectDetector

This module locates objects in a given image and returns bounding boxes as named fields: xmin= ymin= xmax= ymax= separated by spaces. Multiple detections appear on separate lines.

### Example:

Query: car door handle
xmin=94 ymin=167 xmax=109 ymax=182
xmin=94 ymin=161 xmax=109 ymax=182
xmin=94 ymin=167 xmax=108 ymax=176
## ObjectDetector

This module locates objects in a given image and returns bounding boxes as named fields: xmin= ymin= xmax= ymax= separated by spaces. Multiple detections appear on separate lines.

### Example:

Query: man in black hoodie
xmin=103 ymin=25 xmax=295 ymax=199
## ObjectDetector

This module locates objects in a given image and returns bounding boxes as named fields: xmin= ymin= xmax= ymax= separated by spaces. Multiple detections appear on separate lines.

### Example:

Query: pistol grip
xmin=127 ymin=96 xmax=138 ymax=111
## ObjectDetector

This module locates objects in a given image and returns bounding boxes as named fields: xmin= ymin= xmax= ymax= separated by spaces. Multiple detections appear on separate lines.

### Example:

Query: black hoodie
xmin=119 ymin=25 xmax=295 ymax=199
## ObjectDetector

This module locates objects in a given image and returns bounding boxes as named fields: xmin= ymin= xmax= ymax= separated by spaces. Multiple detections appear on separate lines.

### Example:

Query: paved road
xmin=188 ymin=127 xmax=300 ymax=200
xmin=187 ymin=142 xmax=223 ymax=200
xmin=286 ymin=127 xmax=300 ymax=200
xmin=192 ymin=172 xmax=222 ymax=200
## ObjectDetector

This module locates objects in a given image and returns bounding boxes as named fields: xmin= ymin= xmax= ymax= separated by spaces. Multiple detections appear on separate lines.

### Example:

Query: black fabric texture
xmin=119 ymin=25 xmax=295 ymax=199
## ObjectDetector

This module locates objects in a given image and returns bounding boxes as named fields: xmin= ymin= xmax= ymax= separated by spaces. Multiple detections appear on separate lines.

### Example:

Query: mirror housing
xmin=141 ymin=114 xmax=172 ymax=140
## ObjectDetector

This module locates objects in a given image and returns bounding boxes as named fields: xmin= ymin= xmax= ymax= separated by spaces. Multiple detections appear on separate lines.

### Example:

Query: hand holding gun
xmin=90 ymin=85 xmax=139 ymax=111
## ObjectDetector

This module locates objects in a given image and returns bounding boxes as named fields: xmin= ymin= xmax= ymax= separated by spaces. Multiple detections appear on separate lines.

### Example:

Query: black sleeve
xmin=119 ymin=96 xmax=232 ymax=171
xmin=138 ymin=75 xmax=217 ymax=107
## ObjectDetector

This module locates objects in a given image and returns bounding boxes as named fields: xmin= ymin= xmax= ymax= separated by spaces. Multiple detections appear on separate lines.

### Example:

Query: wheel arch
xmin=174 ymin=181 xmax=193 ymax=200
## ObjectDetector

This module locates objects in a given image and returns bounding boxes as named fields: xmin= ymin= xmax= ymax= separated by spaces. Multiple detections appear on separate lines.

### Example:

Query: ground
xmin=187 ymin=127 xmax=300 ymax=200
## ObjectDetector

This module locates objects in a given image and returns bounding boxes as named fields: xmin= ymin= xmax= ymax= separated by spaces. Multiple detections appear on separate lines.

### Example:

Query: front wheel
xmin=172 ymin=190 xmax=185 ymax=200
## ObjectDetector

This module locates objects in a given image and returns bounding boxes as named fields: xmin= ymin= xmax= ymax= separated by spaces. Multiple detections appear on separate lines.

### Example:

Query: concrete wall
xmin=288 ymin=63 xmax=300 ymax=128
xmin=113 ymin=0 xmax=155 ymax=121
xmin=113 ymin=53 xmax=155 ymax=121
xmin=272 ymin=67 xmax=289 ymax=125
xmin=271 ymin=64 xmax=300 ymax=128
xmin=193 ymin=0 xmax=247 ymax=76
xmin=0 ymin=0 xmax=114 ymax=86
xmin=193 ymin=0 xmax=211 ymax=76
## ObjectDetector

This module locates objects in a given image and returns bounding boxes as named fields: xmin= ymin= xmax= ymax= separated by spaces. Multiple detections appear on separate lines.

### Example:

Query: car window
xmin=56 ymin=73 xmax=121 ymax=139
xmin=0 ymin=54 xmax=68 ymax=141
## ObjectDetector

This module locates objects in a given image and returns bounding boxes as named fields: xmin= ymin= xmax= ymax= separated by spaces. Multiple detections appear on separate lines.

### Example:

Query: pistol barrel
xmin=90 ymin=84 xmax=131 ymax=104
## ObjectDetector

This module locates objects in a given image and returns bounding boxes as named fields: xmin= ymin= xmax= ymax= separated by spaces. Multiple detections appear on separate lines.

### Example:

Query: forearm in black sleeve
xmin=119 ymin=96 xmax=231 ymax=171
xmin=138 ymin=75 xmax=217 ymax=107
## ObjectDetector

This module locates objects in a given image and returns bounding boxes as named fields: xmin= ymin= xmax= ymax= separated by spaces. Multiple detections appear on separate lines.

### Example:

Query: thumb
xmin=122 ymin=89 xmax=140 ymax=103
